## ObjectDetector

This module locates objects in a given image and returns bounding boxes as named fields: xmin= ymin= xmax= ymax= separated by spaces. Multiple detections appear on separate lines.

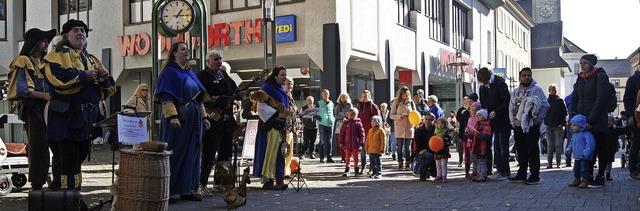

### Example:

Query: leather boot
xmin=262 ymin=179 xmax=276 ymax=190
xmin=398 ymin=162 xmax=403 ymax=171
xmin=342 ymin=167 xmax=350 ymax=177
xmin=275 ymin=178 xmax=288 ymax=190
xmin=405 ymin=161 xmax=411 ymax=171
xmin=354 ymin=166 xmax=361 ymax=177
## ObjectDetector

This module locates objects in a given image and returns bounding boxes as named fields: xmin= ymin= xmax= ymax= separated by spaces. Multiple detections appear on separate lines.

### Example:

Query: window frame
xmin=59 ymin=0 xmax=92 ymax=15
xmin=0 ymin=0 xmax=6 ymax=41
xmin=212 ymin=0 xmax=304 ymax=14
xmin=58 ymin=0 xmax=92 ymax=34
xmin=129 ymin=0 xmax=154 ymax=25
xmin=611 ymin=79 xmax=621 ymax=87
xmin=425 ymin=0 xmax=446 ymax=43
xmin=451 ymin=1 xmax=469 ymax=52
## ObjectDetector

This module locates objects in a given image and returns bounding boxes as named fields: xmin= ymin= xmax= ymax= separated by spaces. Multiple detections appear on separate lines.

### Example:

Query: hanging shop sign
xmin=275 ymin=15 xmax=297 ymax=43
xmin=493 ymin=68 xmax=506 ymax=79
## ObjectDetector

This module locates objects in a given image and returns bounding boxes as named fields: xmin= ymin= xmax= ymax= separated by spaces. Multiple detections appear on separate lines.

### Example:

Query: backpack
xmin=598 ymin=72 xmax=617 ymax=113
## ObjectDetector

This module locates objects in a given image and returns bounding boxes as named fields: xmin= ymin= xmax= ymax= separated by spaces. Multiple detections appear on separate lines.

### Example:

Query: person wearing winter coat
xmin=507 ymin=67 xmax=549 ymax=185
xmin=566 ymin=114 xmax=596 ymax=188
xmin=338 ymin=107 xmax=365 ymax=177
xmin=469 ymin=109 xmax=492 ymax=182
xmin=623 ymin=69 xmax=640 ymax=180
xmin=477 ymin=67 xmax=511 ymax=178
xmin=334 ymin=92 xmax=353 ymax=163
xmin=570 ymin=54 xmax=612 ymax=186
xmin=544 ymin=84 xmax=567 ymax=169
xmin=356 ymin=90 xmax=380 ymax=172
xmin=433 ymin=117 xmax=453 ymax=183
xmin=390 ymin=86 xmax=416 ymax=171
xmin=365 ymin=115 xmax=386 ymax=179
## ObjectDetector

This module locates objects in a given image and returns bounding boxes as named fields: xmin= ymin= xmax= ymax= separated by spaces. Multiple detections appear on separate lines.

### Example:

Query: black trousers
xmin=302 ymin=127 xmax=317 ymax=155
xmin=590 ymin=131 xmax=608 ymax=179
xmin=23 ymin=103 xmax=50 ymax=186
xmin=58 ymin=140 xmax=89 ymax=190
xmin=631 ymin=128 xmax=640 ymax=174
xmin=514 ymin=125 xmax=541 ymax=179
xmin=200 ymin=128 xmax=233 ymax=186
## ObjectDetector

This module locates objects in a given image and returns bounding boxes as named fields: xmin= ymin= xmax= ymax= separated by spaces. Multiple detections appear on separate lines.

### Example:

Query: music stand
xmin=285 ymin=124 xmax=310 ymax=194
xmin=89 ymin=109 xmax=151 ymax=211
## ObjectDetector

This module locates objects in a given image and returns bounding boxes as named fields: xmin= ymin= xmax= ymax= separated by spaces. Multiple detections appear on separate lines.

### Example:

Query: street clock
xmin=158 ymin=0 xmax=198 ymax=37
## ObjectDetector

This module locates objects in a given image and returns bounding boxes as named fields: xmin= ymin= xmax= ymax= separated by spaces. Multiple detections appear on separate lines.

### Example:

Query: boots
xmin=398 ymin=162 xmax=403 ymax=171
xmin=342 ymin=167 xmax=350 ymax=177
xmin=419 ymin=173 xmax=427 ymax=181
xmin=262 ymin=179 xmax=276 ymax=190
xmin=354 ymin=166 xmax=361 ymax=177
xmin=405 ymin=161 xmax=411 ymax=171
xmin=274 ymin=178 xmax=288 ymax=190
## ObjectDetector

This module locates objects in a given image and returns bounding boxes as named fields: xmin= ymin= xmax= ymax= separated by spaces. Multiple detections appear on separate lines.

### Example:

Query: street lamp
xmin=262 ymin=0 xmax=276 ymax=69
xmin=448 ymin=50 xmax=468 ymax=110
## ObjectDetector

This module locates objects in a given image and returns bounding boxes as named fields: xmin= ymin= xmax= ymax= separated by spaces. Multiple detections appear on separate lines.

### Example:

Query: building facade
xmin=0 ymin=0 xmax=538 ymax=116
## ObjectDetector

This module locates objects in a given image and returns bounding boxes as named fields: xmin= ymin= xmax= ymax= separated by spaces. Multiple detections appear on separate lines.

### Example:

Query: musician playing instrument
xmin=197 ymin=50 xmax=243 ymax=196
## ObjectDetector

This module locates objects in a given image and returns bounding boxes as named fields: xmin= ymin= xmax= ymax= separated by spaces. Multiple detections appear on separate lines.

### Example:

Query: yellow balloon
xmin=408 ymin=110 xmax=421 ymax=126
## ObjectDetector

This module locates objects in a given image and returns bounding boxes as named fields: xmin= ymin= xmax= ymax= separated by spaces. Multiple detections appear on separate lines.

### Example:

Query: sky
xmin=561 ymin=0 xmax=640 ymax=59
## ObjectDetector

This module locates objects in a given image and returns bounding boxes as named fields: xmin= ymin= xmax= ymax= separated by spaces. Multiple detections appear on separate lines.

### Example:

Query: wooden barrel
xmin=113 ymin=149 xmax=171 ymax=211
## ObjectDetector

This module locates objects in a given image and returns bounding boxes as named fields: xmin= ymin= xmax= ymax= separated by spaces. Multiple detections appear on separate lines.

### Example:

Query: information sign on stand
xmin=240 ymin=120 xmax=259 ymax=165
xmin=117 ymin=114 xmax=148 ymax=144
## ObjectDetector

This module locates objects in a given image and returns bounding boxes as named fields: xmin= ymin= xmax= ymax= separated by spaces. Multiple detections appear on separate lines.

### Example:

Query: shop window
xmin=452 ymin=2 xmax=469 ymax=52
xmin=0 ymin=0 xmax=6 ymax=41
xmin=130 ymin=0 xmax=154 ymax=24
xmin=59 ymin=0 xmax=92 ymax=32
xmin=396 ymin=0 xmax=410 ymax=27
xmin=425 ymin=0 xmax=446 ymax=43
xmin=212 ymin=0 xmax=302 ymax=13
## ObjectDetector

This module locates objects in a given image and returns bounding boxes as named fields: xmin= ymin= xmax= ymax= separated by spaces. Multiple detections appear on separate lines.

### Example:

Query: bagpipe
xmin=208 ymin=69 xmax=270 ymax=122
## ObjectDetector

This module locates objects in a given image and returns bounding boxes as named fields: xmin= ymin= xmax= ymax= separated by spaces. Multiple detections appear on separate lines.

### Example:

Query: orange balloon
xmin=408 ymin=110 xmax=421 ymax=126
xmin=429 ymin=136 xmax=444 ymax=152
xmin=290 ymin=157 xmax=301 ymax=174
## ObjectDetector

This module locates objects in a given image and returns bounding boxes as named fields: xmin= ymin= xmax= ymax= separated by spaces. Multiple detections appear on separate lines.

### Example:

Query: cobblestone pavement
xmin=1 ymin=147 xmax=639 ymax=210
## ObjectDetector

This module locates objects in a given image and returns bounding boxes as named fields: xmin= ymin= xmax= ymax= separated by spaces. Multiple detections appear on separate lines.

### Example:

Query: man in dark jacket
xmin=477 ymin=67 xmax=511 ymax=178
xmin=570 ymin=54 xmax=611 ymax=187
xmin=623 ymin=69 xmax=640 ymax=180
xmin=544 ymin=84 xmax=567 ymax=169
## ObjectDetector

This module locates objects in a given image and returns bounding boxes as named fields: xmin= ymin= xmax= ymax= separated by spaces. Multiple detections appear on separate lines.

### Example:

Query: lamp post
xmin=262 ymin=0 xmax=276 ymax=69
xmin=448 ymin=50 xmax=468 ymax=110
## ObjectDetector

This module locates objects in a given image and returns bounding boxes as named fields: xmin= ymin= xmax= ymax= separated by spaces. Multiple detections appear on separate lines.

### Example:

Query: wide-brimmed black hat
xmin=19 ymin=28 xmax=57 ymax=56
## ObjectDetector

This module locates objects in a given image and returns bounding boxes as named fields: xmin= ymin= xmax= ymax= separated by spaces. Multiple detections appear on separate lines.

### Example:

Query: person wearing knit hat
xmin=566 ymin=114 xmax=595 ymax=188
xmin=477 ymin=109 xmax=488 ymax=120
xmin=7 ymin=28 xmax=57 ymax=190
xmin=44 ymin=19 xmax=116 ymax=191
xmin=467 ymin=93 xmax=479 ymax=102
xmin=572 ymin=53 xmax=612 ymax=187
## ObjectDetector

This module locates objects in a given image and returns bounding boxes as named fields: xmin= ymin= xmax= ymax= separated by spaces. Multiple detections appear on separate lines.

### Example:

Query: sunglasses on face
xmin=141 ymin=89 xmax=148 ymax=92
xmin=213 ymin=57 xmax=222 ymax=61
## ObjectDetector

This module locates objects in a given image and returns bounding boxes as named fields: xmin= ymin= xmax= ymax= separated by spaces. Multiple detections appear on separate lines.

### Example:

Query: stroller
xmin=0 ymin=137 xmax=32 ymax=196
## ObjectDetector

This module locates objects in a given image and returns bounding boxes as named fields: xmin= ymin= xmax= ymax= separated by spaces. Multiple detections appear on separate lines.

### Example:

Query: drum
xmin=113 ymin=149 xmax=171 ymax=211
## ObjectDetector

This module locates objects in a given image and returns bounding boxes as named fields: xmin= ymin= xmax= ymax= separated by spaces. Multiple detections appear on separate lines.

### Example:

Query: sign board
xmin=493 ymin=68 xmax=506 ymax=79
xmin=275 ymin=15 xmax=297 ymax=43
xmin=241 ymin=119 xmax=259 ymax=160
xmin=398 ymin=70 xmax=413 ymax=85
xmin=117 ymin=114 xmax=148 ymax=144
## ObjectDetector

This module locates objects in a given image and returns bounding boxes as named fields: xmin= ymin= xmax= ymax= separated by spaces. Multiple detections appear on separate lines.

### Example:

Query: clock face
xmin=539 ymin=4 xmax=554 ymax=18
xmin=161 ymin=0 xmax=195 ymax=33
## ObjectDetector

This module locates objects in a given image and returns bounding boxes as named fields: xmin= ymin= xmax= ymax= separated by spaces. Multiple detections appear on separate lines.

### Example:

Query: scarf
xmin=435 ymin=127 xmax=447 ymax=138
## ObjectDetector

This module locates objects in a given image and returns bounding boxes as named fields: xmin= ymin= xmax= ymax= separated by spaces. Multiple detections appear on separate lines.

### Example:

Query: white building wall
xmin=495 ymin=2 xmax=532 ymax=91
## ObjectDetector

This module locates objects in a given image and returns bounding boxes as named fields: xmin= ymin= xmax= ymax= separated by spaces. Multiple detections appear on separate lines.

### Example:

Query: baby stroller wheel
xmin=0 ymin=175 xmax=13 ymax=196
xmin=11 ymin=174 xmax=26 ymax=188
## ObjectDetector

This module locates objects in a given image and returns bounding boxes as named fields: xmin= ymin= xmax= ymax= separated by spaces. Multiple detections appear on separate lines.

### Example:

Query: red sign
xmin=117 ymin=18 xmax=263 ymax=57
xmin=439 ymin=48 xmax=475 ymax=74
xmin=398 ymin=70 xmax=413 ymax=85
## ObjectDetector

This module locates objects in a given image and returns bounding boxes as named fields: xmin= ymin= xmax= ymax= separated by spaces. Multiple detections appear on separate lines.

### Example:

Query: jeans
xmin=416 ymin=152 xmax=435 ymax=176
xmin=369 ymin=154 xmax=382 ymax=175
xmin=396 ymin=138 xmax=412 ymax=162
xmin=546 ymin=126 xmax=564 ymax=166
xmin=514 ymin=125 xmax=541 ymax=179
xmin=630 ymin=127 xmax=640 ymax=174
xmin=574 ymin=159 xmax=591 ymax=179
xmin=318 ymin=125 xmax=333 ymax=160
xmin=493 ymin=131 xmax=511 ymax=176
xmin=387 ymin=132 xmax=397 ymax=155
xmin=472 ymin=154 xmax=487 ymax=177
xmin=566 ymin=124 xmax=573 ymax=164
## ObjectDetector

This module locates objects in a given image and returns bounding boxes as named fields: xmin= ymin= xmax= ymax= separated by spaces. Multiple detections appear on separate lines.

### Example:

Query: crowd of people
xmin=8 ymin=20 xmax=640 ymax=209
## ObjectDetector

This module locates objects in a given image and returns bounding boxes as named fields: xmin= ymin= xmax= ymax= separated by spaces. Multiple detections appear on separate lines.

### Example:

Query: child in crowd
xmin=463 ymin=102 xmax=482 ymax=179
xmin=338 ymin=108 xmax=365 ymax=177
xmin=433 ymin=117 xmax=453 ymax=183
xmin=605 ymin=114 xmax=631 ymax=181
xmin=366 ymin=115 xmax=387 ymax=179
xmin=414 ymin=113 xmax=437 ymax=181
xmin=566 ymin=114 xmax=595 ymax=188
xmin=469 ymin=109 xmax=492 ymax=182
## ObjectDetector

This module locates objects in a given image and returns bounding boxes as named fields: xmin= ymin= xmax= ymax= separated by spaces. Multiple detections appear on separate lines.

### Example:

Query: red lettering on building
xmin=118 ymin=18 xmax=267 ymax=57
xmin=213 ymin=23 xmax=231 ymax=47
xmin=439 ymin=48 xmax=475 ymax=74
